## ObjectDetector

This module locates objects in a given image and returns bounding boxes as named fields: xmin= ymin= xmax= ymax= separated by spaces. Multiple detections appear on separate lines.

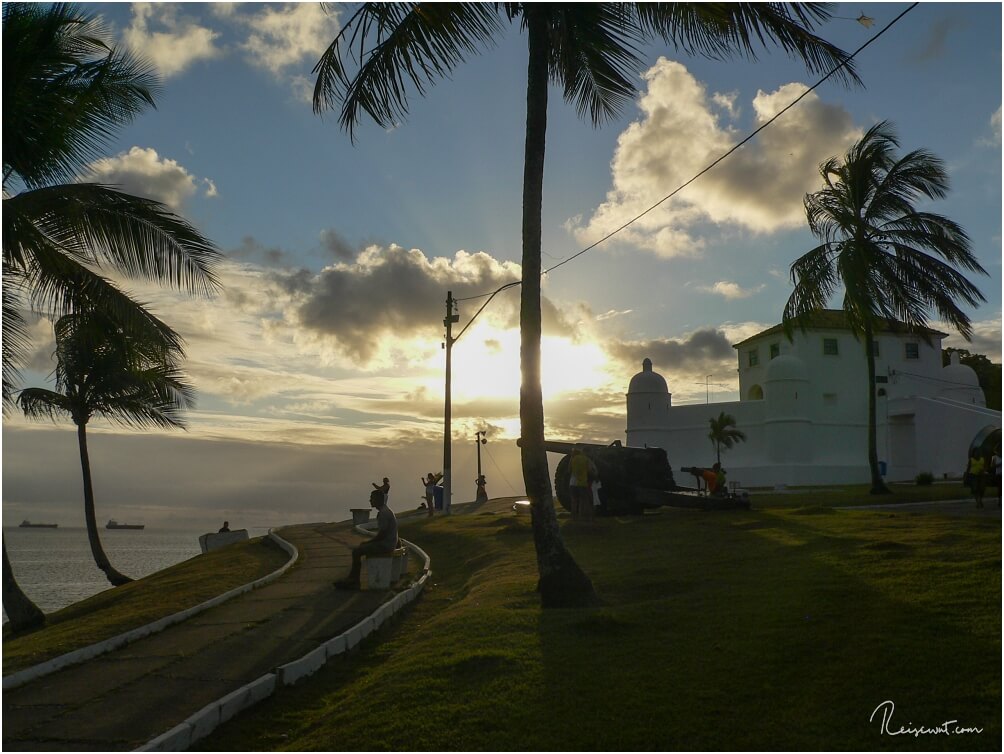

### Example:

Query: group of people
xmin=965 ymin=446 xmax=1001 ymax=509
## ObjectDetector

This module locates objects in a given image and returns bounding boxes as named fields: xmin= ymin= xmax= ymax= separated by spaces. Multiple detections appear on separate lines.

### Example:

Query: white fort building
xmin=626 ymin=310 xmax=1002 ymax=487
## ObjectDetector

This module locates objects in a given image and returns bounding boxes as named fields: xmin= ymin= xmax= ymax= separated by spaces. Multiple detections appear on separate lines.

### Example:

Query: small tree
xmin=18 ymin=309 xmax=195 ymax=586
xmin=708 ymin=411 xmax=746 ymax=466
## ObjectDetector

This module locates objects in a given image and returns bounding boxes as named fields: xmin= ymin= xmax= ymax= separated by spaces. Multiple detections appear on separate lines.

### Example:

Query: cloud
xmin=319 ymin=228 xmax=357 ymax=262
xmin=908 ymin=17 xmax=964 ymax=63
xmin=272 ymin=243 xmax=573 ymax=362
xmin=569 ymin=58 xmax=860 ymax=257
xmin=123 ymin=4 xmax=221 ymax=78
xmin=84 ymin=147 xmax=217 ymax=209
xmin=608 ymin=327 xmax=736 ymax=377
xmin=940 ymin=315 xmax=1002 ymax=363
xmin=237 ymin=3 xmax=340 ymax=77
xmin=697 ymin=281 xmax=766 ymax=300
xmin=981 ymin=106 xmax=1002 ymax=147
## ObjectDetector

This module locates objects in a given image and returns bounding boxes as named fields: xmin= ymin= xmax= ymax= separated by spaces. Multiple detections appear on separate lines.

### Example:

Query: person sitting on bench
xmin=335 ymin=489 xmax=399 ymax=589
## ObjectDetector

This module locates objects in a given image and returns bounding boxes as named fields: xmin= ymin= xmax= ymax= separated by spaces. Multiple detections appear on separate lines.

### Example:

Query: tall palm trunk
xmin=520 ymin=11 xmax=596 ymax=608
xmin=3 ymin=537 xmax=45 ymax=631
xmin=864 ymin=323 xmax=889 ymax=494
xmin=76 ymin=422 xmax=132 ymax=585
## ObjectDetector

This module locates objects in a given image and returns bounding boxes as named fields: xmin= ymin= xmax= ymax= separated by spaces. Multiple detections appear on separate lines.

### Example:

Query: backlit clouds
xmin=84 ymin=147 xmax=217 ymax=209
xmin=698 ymin=281 xmax=766 ymax=300
xmin=237 ymin=3 xmax=340 ymax=76
xmin=571 ymin=58 xmax=861 ymax=257
xmin=124 ymin=4 xmax=221 ymax=78
xmin=275 ymin=244 xmax=527 ymax=362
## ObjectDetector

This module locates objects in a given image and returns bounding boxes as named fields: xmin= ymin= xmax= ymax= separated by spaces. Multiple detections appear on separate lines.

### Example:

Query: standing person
xmin=421 ymin=473 xmax=439 ymax=517
xmin=991 ymin=446 xmax=1002 ymax=507
xmin=372 ymin=477 xmax=390 ymax=505
xmin=965 ymin=449 xmax=986 ymax=509
xmin=335 ymin=489 xmax=398 ymax=589
xmin=475 ymin=474 xmax=488 ymax=504
xmin=568 ymin=446 xmax=597 ymax=522
xmin=218 ymin=521 xmax=230 ymax=533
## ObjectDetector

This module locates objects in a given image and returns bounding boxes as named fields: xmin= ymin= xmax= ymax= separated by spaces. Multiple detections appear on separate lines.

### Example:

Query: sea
xmin=2 ymin=525 xmax=272 ymax=621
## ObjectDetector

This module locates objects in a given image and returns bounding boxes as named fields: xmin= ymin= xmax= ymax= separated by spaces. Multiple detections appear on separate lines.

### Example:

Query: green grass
xmin=750 ymin=480 xmax=981 ymax=508
xmin=197 ymin=505 xmax=1000 ymax=751
xmin=2 ymin=537 xmax=289 ymax=673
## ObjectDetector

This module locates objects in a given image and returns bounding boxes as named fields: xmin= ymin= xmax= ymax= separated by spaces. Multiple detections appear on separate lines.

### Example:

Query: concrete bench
xmin=363 ymin=547 xmax=408 ymax=590
xmin=199 ymin=529 xmax=249 ymax=554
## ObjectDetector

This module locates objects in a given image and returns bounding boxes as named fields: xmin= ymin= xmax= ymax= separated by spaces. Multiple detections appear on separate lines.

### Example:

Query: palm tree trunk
xmin=3 ymin=537 xmax=45 ymax=632
xmin=521 ymin=10 xmax=597 ymax=608
xmin=76 ymin=422 xmax=132 ymax=585
xmin=864 ymin=324 xmax=890 ymax=494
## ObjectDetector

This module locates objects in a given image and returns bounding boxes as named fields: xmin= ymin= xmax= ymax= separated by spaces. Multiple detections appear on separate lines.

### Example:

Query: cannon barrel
xmin=516 ymin=438 xmax=625 ymax=454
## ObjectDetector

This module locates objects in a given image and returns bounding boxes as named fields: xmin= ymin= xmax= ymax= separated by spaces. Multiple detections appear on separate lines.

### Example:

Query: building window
xmin=872 ymin=340 xmax=880 ymax=357
xmin=823 ymin=337 xmax=839 ymax=356
xmin=905 ymin=342 xmax=919 ymax=360
xmin=748 ymin=384 xmax=763 ymax=400
xmin=748 ymin=349 xmax=759 ymax=367
xmin=769 ymin=343 xmax=780 ymax=360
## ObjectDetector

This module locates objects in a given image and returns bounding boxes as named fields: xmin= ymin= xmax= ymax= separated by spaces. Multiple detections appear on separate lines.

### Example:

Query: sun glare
xmin=447 ymin=324 xmax=611 ymax=402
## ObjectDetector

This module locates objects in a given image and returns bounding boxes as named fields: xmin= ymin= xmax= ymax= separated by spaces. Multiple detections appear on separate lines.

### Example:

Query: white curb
xmin=135 ymin=535 xmax=432 ymax=751
xmin=3 ymin=531 xmax=299 ymax=691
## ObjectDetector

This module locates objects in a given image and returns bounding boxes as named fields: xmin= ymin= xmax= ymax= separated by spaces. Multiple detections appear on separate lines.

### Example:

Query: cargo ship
xmin=19 ymin=520 xmax=57 ymax=528
xmin=106 ymin=519 xmax=144 ymax=530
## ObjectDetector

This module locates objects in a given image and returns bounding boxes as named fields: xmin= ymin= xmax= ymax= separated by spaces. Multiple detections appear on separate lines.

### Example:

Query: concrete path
xmin=2 ymin=521 xmax=398 ymax=752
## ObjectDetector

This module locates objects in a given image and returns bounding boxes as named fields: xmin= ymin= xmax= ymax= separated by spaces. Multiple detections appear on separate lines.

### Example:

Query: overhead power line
xmin=452 ymin=3 xmax=919 ymax=336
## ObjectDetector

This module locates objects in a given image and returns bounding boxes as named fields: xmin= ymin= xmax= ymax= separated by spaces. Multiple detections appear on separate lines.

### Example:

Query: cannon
xmin=518 ymin=439 xmax=750 ymax=515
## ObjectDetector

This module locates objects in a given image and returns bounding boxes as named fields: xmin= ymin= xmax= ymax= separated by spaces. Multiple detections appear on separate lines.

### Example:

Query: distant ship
xmin=19 ymin=520 xmax=57 ymax=528
xmin=106 ymin=519 xmax=144 ymax=530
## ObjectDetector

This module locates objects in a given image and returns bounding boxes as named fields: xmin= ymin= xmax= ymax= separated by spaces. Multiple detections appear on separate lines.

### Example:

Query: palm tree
xmin=313 ymin=3 xmax=859 ymax=607
xmin=708 ymin=411 xmax=746 ymax=466
xmin=18 ymin=309 xmax=196 ymax=586
xmin=784 ymin=121 xmax=986 ymax=494
xmin=3 ymin=543 xmax=45 ymax=632
xmin=2 ymin=2 xmax=221 ymax=408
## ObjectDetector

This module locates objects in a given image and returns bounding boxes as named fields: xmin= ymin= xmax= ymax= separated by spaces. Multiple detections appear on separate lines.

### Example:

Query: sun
xmin=447 ymin=322 xmax=611 ymax=402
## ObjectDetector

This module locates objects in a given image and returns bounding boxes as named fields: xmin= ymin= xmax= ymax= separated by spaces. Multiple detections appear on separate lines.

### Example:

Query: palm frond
xmin=546 ymin=5 xmax=646 ymax=126
xmin=16 ymin=386 xmax=73 ymax=423
xmin=313 ymin=3 xmax=504 ymax=140
xmin=5 ymin=184 xmax=221 ymax=296
xmin=636 ymin=3 xmax=860 ymax=87
xmin=3 ymin=2 xmax=159 ymax=189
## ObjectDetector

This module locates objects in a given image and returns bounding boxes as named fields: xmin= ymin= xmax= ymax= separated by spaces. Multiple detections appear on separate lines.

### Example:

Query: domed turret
xmin=626 ymin=358 xmax=671 ymax=448
xmin=628 ymin=358 xmax=669 ymax=394
xmin=940 ymin=352 xmax=985 ymax=405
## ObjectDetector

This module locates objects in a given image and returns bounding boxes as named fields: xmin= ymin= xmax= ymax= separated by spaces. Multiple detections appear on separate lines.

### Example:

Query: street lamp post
xmin=442 ymin=291 xmax=459 ymax=514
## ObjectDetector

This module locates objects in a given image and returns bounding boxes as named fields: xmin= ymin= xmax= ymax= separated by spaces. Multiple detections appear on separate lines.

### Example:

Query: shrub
xmin=915 ymin=471 xmax=934 ymax=486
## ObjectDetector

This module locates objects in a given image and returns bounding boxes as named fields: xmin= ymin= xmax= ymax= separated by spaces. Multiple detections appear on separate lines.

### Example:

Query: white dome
xmin=765 ymin=354 xmax=808 ymax=382
xmin=942 ymin=353 xmax=980 ymax=388
xmin=628 ymin=358 xmax=668 ymax=394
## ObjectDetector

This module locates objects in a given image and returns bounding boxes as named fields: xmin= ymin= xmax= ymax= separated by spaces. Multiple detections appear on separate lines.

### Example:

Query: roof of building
xmin=628 ymin=358 xmax=669 ymax=394
xmin=732 ymin=309 xmax=948 ymax=349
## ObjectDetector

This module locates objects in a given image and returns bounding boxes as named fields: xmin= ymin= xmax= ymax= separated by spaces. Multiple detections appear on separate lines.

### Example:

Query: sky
xmin=3 ymin=2 xmax=1001 ymax=531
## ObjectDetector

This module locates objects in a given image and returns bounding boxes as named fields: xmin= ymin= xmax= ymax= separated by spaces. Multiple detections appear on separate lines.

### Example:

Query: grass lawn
xmin=751 ymin=480 xmax=987 ymax=509
xmin=197 ymin=502 xmax=1000 ymax=751
xmin=2 ymin=536 xmax=289 ymax=673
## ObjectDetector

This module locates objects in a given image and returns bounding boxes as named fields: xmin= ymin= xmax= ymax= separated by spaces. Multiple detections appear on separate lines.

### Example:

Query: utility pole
xmin=442 ymin=291 xmax=458 ymax=514
xmin=706 ymin=374 xmax=712 ymax=404
xmin=475 ymin=430 xmax=487 ymax=503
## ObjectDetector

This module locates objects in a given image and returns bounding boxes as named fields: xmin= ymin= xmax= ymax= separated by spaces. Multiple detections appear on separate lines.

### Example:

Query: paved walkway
xmin=2 ymin=521 xmax=398 ymax=751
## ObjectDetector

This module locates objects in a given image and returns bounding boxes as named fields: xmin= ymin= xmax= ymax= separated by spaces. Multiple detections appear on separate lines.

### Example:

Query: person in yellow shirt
xmin=568 ymin=446 xmax=598 ymax=521
xmin=966 ymin=449 xmax=986 ymax=509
